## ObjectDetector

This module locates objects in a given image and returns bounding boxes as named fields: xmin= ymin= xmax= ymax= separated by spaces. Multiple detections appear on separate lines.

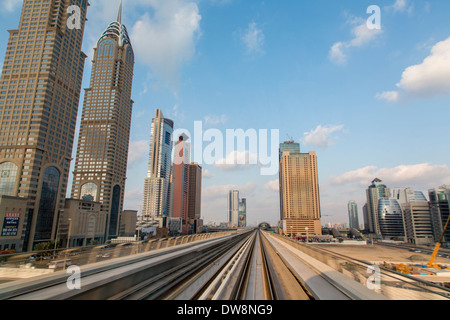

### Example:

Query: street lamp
xmin=305 ymin=227 xmax=309 ymax=243
xmin=67 ymin=218 xmax=72 ymax=249
xmin=64 ymin=218 xmax=72 ymax=270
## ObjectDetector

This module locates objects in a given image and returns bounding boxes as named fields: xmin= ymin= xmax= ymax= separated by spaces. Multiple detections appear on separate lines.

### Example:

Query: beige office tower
xmin=71 ymin=1 xmax=134 ymax=240
xmin=141 ymin=109 xmax=174 ymax=221
xmin=0 ymin=0 xmax=89 ymax=251
xmin=279 ymin=144 xmax=321 ymax=236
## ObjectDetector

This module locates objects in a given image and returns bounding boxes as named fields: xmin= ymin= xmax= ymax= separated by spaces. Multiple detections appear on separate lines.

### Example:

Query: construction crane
xmin=427 ymin=214 xmax=450 ymax=269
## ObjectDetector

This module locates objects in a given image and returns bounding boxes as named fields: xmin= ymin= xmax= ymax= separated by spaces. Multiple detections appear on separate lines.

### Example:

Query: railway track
xmin=2 ymin=229 xmax=446 ymax=300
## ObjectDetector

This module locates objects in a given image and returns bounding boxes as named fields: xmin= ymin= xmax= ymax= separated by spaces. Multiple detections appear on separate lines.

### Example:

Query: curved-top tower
xmin=71 ymin=0 xmax=135 ymax=241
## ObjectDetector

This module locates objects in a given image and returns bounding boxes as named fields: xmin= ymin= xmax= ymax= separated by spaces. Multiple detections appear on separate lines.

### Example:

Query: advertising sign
xmin=1 ymin=212 xmax=20 ymax=237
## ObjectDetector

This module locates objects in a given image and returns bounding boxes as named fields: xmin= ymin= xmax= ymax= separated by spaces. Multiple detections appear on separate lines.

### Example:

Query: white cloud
xmin=302 ymin=125 xmax=344 ymax=148
xmin=375 ymin=91 xmax=399 ymax=102
xmin=329 ymin=18 xmax=382 ymax=65
xmin=377 ymin=37 xmax=450 ymax=101
xmin=204 ymin=114 xmax=228 ymax=126
xmin=329 ymin=42 xmax=347 ymax=65
xmin=264 ymin=179 xmax=279 ymax=192
xmin=214 ymin=150 xmax=258 ymax=171
xmin=330 ymin=163 xmax=450 ymax=189
xmin=241 ymin=22 xmax=265 ymax=54
xmin=130 ymin=0 xmax=202 ymax=89
xmin=123 ymin=187 xmax=144 ymax=212
xmin=202 ymin=169 xmax=214 ymax=179
xmin=2 ymin=0 xmax=21 ymax=12
xmin=203 ymin=182 xmax=258 ymax=201
xmin=385 ymin=0 xmax=414 ymax=14
xmin=128 ymin=140 xmax=148 ymax=166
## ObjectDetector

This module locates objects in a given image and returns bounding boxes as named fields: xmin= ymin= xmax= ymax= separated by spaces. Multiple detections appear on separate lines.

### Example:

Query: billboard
xmin=1 ymin=212 xmax=20 ymax=237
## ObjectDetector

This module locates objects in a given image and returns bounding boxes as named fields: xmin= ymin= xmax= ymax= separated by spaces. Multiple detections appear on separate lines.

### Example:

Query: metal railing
xmin=271 ymin=233 xmax=450 ymax=300
xmin=0 ymin=231 xmax=242 ymax=281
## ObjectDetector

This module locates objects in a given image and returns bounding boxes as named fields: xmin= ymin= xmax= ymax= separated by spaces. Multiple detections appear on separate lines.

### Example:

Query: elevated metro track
xmin=0 ymin=230 xmax=449 ymax=300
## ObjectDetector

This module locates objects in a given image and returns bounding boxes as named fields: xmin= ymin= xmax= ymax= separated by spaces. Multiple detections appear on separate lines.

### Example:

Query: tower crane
xmin=427 ymin=214 xmax=450 ymax=269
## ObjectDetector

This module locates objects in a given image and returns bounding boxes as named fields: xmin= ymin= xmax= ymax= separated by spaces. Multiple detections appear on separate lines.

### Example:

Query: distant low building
xmin=120 ymin=210 xmax=138 ymax=237
xmin=60 ymin=199 xmax=107 ymax=247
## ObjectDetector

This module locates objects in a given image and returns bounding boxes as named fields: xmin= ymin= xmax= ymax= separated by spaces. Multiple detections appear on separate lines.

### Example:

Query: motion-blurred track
xmin=0 ymin=230 xmax=449 ymax=300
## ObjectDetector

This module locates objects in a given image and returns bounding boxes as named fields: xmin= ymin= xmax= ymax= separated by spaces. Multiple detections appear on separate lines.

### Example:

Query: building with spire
xmin=0 ymin=0 xmax=89 ymax=251
xmin=71 ymin=0 xmax=135 ymax=241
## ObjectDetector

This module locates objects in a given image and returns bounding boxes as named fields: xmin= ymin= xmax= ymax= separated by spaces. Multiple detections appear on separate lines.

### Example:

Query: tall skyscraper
xmin=172 ymin=134 xmax=190 ymax=221
xmin=141 ymin=109 xmax=174 ymax=221
xmin=279 ymin=143 xmax=321 ymax=236
xmin=187 ymin=162 xmax=202 ymax=232
xmin=71 ymin=1 xmax=134 ymax=240
xmin=239 ymin=198 xmax=247 ymax=228
xmin=365 ymin=178 xmax=391 ymax=235
xmin=0 ymin=0 xmax=89 ymax=251
xmin=348 ymin=200 xmax=360 ymax=230
xmin=228 ymin=190 xmax=239 ymax=228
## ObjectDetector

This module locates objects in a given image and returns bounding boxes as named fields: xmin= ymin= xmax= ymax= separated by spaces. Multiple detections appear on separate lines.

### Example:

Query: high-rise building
xmin=428 ymin=185 xmax=450 ymax=245
xmin=141 ymin=109 xmax=174 ymax=222
xmin=348 ymin=200 xmax=360 ymax=230
xmin=365 ymin=178 xmax=391 ymax=235
xmin=0 ymin=0 xmax=89 ymax=251
xmin=239 ymin=198 xmax=247 ymax=228
xmin=402 ymin=201 xmax=434 ymax=245
xmin=172 ymin=134 xmax=190 ymax=221
xmin=279 ymin=143 xmax=321 ymax=236
xmin=187 ymin=162 xmax=202 ymax=233
xmin=228 ymin=190 xmax=239 ymax=228
xmin=71 ymin=1 xmax=134 ymax=240
xmin=377 ymin=198 xmax=405 ymax=240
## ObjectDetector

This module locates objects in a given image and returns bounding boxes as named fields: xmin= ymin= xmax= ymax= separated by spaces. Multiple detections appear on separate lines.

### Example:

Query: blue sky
xmin=1 ymin=0 xmax=450 ymax=227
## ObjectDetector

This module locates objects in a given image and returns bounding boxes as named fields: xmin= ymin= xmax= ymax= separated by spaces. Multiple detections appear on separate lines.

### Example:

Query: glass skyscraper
xmin=378 ymin=198 xmax=405 ymax=239
xmin=348 ymin=200 xmax=360 ymax=230
xmin=141 ymin=109 xmax=174 ymax=221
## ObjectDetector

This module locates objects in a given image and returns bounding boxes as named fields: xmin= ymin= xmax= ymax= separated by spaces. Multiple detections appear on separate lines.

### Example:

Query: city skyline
xmin=1 ymin=0 xmax=450 ymax=227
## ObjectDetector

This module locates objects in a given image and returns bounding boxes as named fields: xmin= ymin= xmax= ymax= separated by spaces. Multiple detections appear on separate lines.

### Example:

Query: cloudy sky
xmin=1 ymin=0 xmax=450 ymax=227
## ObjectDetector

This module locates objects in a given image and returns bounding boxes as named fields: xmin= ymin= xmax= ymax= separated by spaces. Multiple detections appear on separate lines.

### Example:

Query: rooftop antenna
xmin=117 ymin=0 xmax=123 ymax=24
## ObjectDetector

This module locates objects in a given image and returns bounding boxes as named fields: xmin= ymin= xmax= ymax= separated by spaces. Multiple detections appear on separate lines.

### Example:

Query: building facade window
xmin=35 ymin=166 xmax=60 ymax=243
xmin=0 ymin=162 xmax=18 ymax=196
xmin=80 ymin=182 xmax=98 ymax=202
